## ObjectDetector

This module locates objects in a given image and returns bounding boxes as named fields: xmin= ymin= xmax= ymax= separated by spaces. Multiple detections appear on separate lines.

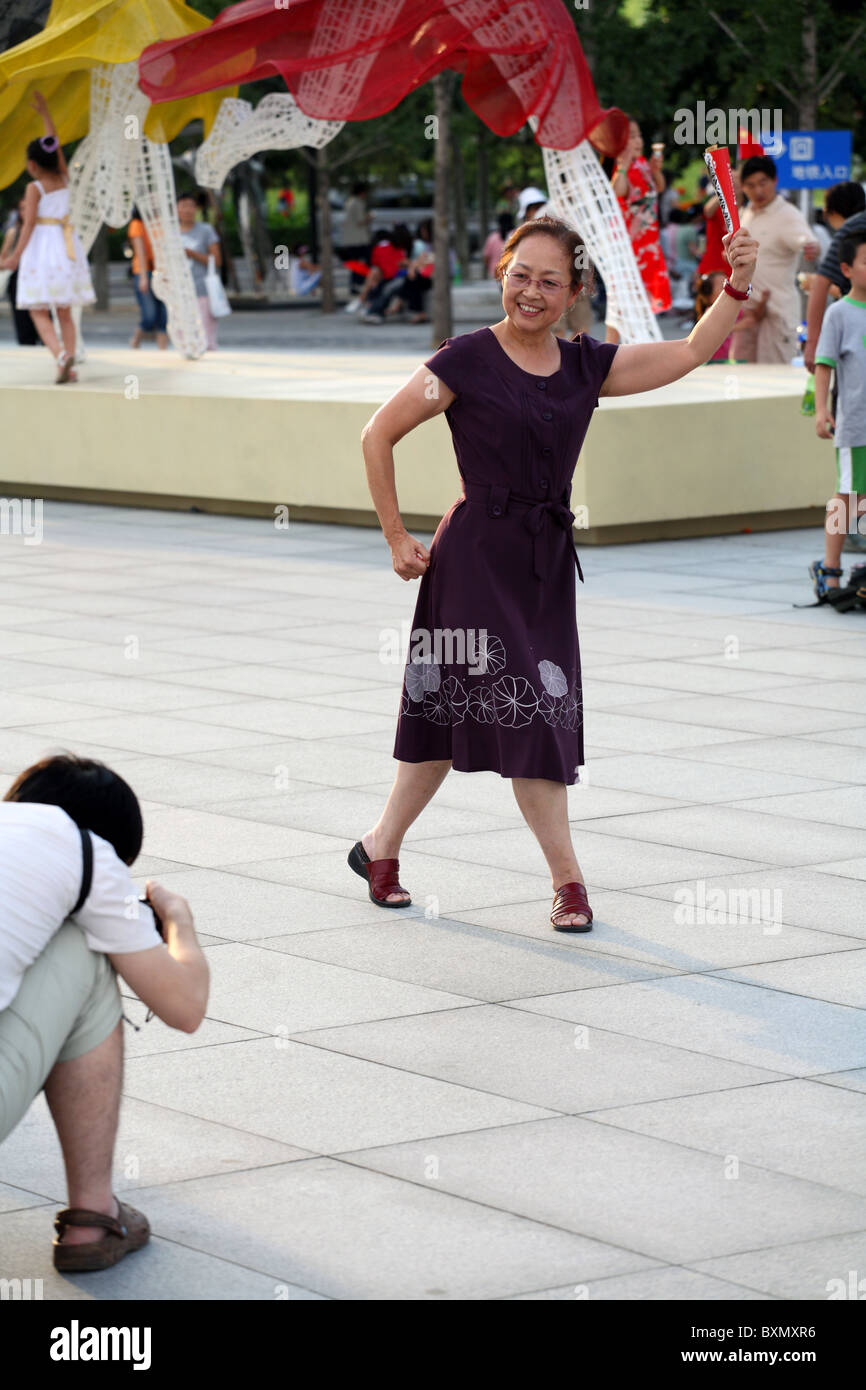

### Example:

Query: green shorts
xmin=0 ymin=921 xmax=122 ymax=1145
xmin=836 ymin=445 xmax=866 ymax=493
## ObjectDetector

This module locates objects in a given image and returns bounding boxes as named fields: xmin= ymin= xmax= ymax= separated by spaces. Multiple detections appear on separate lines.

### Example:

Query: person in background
xmin=495 ymin=182 xmax=520 ymax=222
xmin=607 ymin=118 xmax=671 ymax=343
xmin=382 ymin=219 xmax=434 ymax=323
xmin=811 ymin=228 xmax=866 ymax=595
xmin=358 ymin=225 xmax=411 ymax=323
xmin=0 ymin=90 xmax=95 ymax=383
xmin=1 ymin=197 xmax=39 ymax=345
xmin=694 ymin=271 xmax=764 ymax=363
xmin=737 ymin=154 xmax=820 ymax=363
xmin=127 ymin=206 xmax=168 ymax=350
xmin=339 ymin=181 xmax=371 ymax=299
xmin=482 ymin=212 xmax=514 ymax=279
xmin=517 ymin=186 xmax=549 ymax=223
xmin=290 ymin=245 xmax=322 ymax=296
xmin=177 ymin=189 xmax=221 ymax=351
xmin=804 ymin=181 xmax=866 ymax=373
xmin=668 ymin=205 xmax=705 ymax=317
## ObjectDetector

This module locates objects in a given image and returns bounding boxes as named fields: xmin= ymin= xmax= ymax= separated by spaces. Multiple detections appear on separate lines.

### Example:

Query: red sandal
xmin=550 ymin=880 xmax=593 ymax=932
xmin=348 ymin=840 xmax=411 ymax=908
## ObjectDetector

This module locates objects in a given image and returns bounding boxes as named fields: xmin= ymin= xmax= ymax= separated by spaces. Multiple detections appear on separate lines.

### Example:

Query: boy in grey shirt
xmin=811 ymin=228 xmax=866 ymax=594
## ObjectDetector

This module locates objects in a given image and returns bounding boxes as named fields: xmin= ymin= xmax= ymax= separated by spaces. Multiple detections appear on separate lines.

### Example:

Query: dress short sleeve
xmin=424 ymin=335 xmax=471 ymax=397
xmin=571 ymin=333 xmax=618 ymax=398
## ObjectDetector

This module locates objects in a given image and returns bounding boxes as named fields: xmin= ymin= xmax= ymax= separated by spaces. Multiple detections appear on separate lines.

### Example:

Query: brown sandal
xmin=551 ymin=880 xmax=593 ymax=933
xmin=53 ymin=1197 xmax=150 ymax=1272
xmin=348 ymin=840 xmax=411 ymax=908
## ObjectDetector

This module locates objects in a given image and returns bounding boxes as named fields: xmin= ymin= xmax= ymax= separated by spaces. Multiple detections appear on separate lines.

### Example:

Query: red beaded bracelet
xmin=723 ymin=280 xmax=751 ymax=301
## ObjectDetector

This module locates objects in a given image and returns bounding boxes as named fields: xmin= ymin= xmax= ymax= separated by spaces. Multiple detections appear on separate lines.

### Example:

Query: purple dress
xmin=392 ymin=326 xmax=618 ymax=785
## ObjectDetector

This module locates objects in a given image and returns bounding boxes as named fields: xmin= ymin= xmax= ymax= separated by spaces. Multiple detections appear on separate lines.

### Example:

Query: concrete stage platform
xmin=0 ymin=344 xmax=833 ymax=543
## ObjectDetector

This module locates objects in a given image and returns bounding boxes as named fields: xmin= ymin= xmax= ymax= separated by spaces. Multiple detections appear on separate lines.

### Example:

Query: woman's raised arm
xmin=600 ymin=226 xmax=758 ymax=397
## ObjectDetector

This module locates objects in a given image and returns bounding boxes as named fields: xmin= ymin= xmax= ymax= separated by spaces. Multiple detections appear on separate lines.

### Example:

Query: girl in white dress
xmin=0 ymin=91 xmax=95 ymax=383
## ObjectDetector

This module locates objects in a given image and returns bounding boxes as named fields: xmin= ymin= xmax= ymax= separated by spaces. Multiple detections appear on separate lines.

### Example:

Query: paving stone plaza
xmin=1 ymin=501 xmax=864 ymax=1300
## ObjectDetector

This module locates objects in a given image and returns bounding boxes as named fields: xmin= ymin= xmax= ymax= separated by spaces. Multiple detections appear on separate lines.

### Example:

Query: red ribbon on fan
xmin=704 ymin=145 xmax=740 ymax=234
xmin=138 ymin=0 xmax=628 ymax=157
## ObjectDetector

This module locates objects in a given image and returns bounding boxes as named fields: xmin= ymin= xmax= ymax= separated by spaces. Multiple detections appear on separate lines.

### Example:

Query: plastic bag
xmin=205 ymin=254 xmax=231 ymax=318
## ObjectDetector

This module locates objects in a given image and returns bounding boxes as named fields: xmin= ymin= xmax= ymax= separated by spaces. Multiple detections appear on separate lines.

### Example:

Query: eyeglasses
xmin=504 ymin=270 xmax=568 ymax=294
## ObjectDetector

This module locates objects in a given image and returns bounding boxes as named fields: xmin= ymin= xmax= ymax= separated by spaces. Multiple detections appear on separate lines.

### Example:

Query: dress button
xmin=542 ymin=447 xmax=552 ymax=456
xmin=536 ymin=380 xmax=547 ymax=390
xmin=492 ymin=504 xmax=502 ymax=516
xmin=542 ymin=410 xmax=553 ymax=421
xmin=540 ymin=479 xmax=549 ymax=489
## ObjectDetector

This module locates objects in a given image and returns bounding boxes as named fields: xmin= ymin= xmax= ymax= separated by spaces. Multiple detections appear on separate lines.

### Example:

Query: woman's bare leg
xmin=361 ymin=758 xmax=451 ymax=902
xmin=43 ymin=1020 xmax=123 ymax=1245
xmin=511 ymin=776 xmax=589 ymax=926
xmin=29 ymin=307 xmax=61 ymax=356
xmin=56 ymin=305 xmax=76 ymax=358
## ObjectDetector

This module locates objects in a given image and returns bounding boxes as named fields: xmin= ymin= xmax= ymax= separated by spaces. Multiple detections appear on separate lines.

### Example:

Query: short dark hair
xmin=825 ymin=181 xmax=866 ymax=221
xmin=839 ymin=228 xmax=866 ymax=270
xmin=740 ymin=155 xmax=777 ymax=183
xmin=497 ymin=215 xmax=594 ymax=293
xmin=26 ymin=136 xmax=59 ymax=173
xmin=177 ymin=191 xmax=197 ymax=205
xmin=3 ymin=754 xmax=144 ymax=865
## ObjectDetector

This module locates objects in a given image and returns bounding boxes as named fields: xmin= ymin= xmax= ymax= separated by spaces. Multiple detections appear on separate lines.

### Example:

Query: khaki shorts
xmin=0 ymin=921 xmax=122 ymax=1145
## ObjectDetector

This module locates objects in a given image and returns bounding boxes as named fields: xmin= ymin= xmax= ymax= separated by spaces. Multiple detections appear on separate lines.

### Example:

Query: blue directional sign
xmin=765 ymin=130 xmax=852 ymax=189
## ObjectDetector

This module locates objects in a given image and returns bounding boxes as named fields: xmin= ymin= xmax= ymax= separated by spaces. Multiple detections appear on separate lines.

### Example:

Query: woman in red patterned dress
xmin=607 ymin=118 xmax=671 ymax=343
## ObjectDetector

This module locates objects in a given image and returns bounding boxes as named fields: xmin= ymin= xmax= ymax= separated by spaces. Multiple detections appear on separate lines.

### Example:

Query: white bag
xmin=205 ymin=254 xmax=231 ymax=317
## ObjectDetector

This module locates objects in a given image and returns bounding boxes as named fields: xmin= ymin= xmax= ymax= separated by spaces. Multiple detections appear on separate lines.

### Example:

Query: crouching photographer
xmin=0 ymin=754 xmax=209 ymax=1271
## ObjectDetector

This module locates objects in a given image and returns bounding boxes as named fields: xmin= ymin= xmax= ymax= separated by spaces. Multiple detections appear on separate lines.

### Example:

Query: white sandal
xmin=55 ymin=350 xmax=74 ymax=384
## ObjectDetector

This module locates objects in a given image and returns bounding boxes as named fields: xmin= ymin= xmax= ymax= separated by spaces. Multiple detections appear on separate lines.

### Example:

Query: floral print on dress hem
xmin=398 ymin=633 xmax=583 ymax=733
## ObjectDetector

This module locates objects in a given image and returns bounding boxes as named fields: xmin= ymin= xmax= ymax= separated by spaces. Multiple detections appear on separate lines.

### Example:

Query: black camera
xmin=139 ymin=894 xmax=165 ymax=939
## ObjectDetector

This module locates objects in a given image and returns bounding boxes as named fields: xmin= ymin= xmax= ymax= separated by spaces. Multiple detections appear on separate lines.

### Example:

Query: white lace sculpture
xmin=68 ymin=59 xmax=206 ymax=358
xmin=194 ymin=93 xmax=343 ymax=192
xmin=542 ymin=141 xmax=661 ymax=344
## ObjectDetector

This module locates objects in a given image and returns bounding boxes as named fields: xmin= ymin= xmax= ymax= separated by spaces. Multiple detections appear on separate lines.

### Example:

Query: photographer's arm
xmin=108 ymin=885 xmax=209 ymax=1033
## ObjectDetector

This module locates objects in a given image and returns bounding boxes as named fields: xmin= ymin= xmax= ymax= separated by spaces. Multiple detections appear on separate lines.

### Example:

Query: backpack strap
xmin=71 ymin=827 xmax=93 ymax=916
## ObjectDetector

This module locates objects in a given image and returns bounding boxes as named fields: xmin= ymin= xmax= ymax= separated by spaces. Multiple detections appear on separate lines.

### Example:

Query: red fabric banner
xmin=138 ymin=0 xmax=627 ymax=155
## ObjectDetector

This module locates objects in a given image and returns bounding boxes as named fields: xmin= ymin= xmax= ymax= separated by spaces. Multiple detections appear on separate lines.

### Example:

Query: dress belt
xmin=35 ymin=215 xmax=76 ymax=260
xmin=461 ymin=480 xmax=584 ymax=584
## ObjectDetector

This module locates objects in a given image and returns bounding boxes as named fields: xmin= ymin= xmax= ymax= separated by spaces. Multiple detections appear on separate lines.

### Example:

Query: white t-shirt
xmin=0 ymin=802 xmax=163 ymax=1011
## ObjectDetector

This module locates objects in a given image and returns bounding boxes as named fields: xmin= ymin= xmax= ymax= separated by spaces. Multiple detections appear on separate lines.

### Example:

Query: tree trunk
xmin=236 ymin=167 xmax=261 ymax=290
xmin=432 ymin=73 xmax=453 ymax=345
xmin=799 ymin=7 xmax=818 ymax=130
xmin=477 ymin=124 xmax=490 ymax=246
xmin=205 ymin=185 xmax=235 ymax=290
xmin=452 ymin=125 xmax=469 ymax=281
xmin=91 ymin=223 xmax=109 ymax=309
xmin=226 ymin=173 xmax=242 ymax=292
xmin=306 ymin=149 xmax=319 ymax=259
xmin=316 ymin=145 xmax=336 ymax=314
xmin=249 ymin=166 xmax=275 ymax=291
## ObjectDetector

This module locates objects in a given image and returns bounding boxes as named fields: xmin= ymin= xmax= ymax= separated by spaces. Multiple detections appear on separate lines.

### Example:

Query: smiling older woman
xmin=353 ymin=215 xmax=758 ymax=931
